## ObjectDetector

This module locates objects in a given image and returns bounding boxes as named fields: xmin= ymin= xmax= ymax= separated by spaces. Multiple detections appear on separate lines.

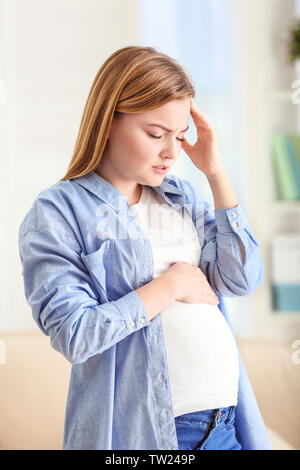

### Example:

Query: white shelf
xmin=268 ymin=56 xmax=300 ymax=323
xmin=272 ymin=310 xmax=300 ymax=315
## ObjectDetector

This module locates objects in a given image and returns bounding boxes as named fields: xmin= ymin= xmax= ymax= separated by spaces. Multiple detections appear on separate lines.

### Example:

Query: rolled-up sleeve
xmin=175 ymin=176 xmax=264 ymax=297
xmin=200 ymin=202 xmax=264 ymax=297
xmin=18 ymin=226 xmax=150 ymax=365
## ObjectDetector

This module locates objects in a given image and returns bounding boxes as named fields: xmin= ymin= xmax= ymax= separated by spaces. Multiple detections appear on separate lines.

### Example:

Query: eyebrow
xmin=147 ymin=123 xmax=189 ymax=133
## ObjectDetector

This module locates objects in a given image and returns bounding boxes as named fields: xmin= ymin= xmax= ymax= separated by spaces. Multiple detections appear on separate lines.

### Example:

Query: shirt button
xmin=159 ymin=372 xmax=164 ymax=382
xmin=138 ymin=315 xmax=145 ymax=324
xmin=162 ymin=408 xmax=167 ymax=418
xmin=129 ymin=320 xmax=136 ymax=328
xmin=234 ymin=222 xmax=239 ymax=228
xmin=231 ymin=212 xmax=238 ymax=218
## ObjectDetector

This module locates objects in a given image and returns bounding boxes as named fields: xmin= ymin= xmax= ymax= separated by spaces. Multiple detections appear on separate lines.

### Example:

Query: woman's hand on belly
xmin=165 ymin=262 xmax=220 ymax=306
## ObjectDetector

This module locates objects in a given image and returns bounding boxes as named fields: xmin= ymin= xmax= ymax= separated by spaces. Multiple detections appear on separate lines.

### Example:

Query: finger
xmin=190 ymin=102 xmax=214 ymax=132
xmin=207 ymin=298 xmax=219 ymax=305
xmin=190 ymin=102 xmax=209 ymax=122
xmin=190 ymin=99 xmax=211 ymax=122
xmin=210 ymin=292 xmax=219 ymax=300
xmin=181 ymin=137 xmax=194 ymax=154
xmin=206 ymin=292 xmax=217 ymax=300
xmin=210 ymin=298 xmax=219 ymax=305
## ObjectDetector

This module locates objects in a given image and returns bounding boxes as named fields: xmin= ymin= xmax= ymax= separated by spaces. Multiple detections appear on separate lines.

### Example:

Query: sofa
xmin=0 ymin=331 xmax=298 ymax=450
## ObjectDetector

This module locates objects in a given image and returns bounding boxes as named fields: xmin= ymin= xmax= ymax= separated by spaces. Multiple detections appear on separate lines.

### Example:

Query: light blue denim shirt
xmin=18 ymin=171 xmax=272 ymax=450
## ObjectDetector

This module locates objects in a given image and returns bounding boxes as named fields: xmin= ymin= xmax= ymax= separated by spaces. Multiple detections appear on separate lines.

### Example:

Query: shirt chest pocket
xmin=80 ymin=238 xmax=146 ymax=302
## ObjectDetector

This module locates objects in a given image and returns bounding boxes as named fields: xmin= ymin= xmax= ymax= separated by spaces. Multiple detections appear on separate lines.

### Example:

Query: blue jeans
xmin=174 ymin=405 xmax=242 ymax=450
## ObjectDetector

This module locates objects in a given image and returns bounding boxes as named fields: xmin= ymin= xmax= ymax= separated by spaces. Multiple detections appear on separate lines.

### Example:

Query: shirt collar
xmin=71 ymin=171 xmax=186 ymax=211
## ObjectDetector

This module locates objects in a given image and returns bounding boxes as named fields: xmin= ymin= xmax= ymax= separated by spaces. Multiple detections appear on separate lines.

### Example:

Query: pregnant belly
xmin=160 ymin=300 xmax=240 ymax=389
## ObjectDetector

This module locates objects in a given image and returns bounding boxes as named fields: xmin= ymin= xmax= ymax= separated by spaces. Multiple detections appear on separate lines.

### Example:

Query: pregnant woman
xmin=18 ymin=46 xmax=271 ymax=450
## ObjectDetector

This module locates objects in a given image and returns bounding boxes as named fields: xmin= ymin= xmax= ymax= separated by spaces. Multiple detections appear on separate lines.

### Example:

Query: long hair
xmin=59 ymin=46 xmax=195 ymax=181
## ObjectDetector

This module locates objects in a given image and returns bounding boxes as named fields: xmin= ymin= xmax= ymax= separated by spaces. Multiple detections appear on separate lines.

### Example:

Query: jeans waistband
xmin=175 ymin=405 xmax=236 ymax=425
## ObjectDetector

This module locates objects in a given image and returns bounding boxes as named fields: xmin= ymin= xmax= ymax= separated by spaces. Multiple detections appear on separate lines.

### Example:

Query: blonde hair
xmin=59 ymin=46 xmax=195 ymax=181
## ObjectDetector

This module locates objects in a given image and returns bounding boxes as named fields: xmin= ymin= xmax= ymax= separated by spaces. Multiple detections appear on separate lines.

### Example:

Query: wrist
xmin=206 ymin=167 xmax=227 ymax=182
xmin=161 ymin=271 xmax=181 ymax=301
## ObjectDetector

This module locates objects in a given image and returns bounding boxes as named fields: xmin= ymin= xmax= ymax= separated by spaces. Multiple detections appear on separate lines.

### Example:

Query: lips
xmin=153 ymin=165 xmax=169 ymax=169
xmin=152 ymin=165 xmax=168 ymax=174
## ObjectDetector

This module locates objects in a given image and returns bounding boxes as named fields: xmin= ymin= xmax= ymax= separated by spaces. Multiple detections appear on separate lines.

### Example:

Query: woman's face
xmin=97 ymin=98 xmax=191 ymax=190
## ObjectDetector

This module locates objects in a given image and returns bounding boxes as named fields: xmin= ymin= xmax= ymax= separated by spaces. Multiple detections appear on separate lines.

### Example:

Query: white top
xmin=130 ymin=185 xmax=240 ymax=417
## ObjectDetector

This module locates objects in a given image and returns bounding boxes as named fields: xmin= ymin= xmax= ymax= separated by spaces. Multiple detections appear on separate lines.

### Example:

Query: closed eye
xmin=148 ymin=134 xmax=185 ymax=142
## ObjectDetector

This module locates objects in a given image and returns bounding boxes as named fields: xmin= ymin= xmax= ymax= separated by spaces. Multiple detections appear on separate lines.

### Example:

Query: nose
xmin=162 ymin=155 xmax=175 ymax=163
xmin=161 ymin=141 xmax=178 ymax=162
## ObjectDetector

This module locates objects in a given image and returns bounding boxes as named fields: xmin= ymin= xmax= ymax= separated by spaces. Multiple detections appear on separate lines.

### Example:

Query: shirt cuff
xmin=214 ymin=203 xmax=249 ymax=235
xmin=114 ymin=289 xmax=151 ymax=332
